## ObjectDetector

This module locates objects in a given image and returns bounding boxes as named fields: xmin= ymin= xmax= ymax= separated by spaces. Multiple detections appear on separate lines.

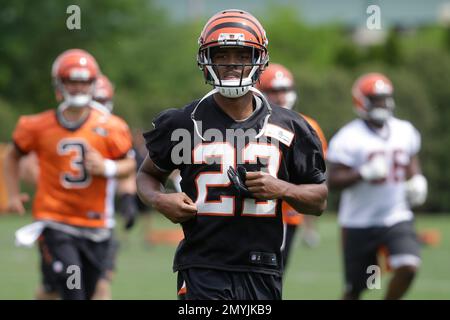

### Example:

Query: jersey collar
xmin=55 ymin=103 xmax=92 ymax=131
xmin=362 ymin=118 xmax=391 ymax=140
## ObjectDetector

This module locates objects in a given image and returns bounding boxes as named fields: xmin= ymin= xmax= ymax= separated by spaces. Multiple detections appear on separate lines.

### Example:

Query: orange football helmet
xmin=197 ymin=9 xmax=269 ymax=98
xmin=51 ymin=49 xmax=100 ymax=107
xmin=93 ymin=74 xmax=114 ymax=112
xmin=352 ymin=73 xmax=395 ymax=125
xmin=257 ymin=63 xmax=297 ymax=109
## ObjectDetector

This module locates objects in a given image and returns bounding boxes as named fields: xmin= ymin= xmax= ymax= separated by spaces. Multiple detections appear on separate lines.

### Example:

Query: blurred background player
xmin=257 ymin=63 xmax=328 ymax=269
xmin=327 ymin=73 xmax=427 ymax=300
xmin=33 ymin=73 xmax=138 ymax=300
xmin=94 ymin=76 xmax=154 ymax=245
xmin=90 ymin=74 xmax=138 ymax=299
xmin=130 ymin=128 xmax=156 ymax=246
xmin=4 ymin=49 xmax=135 ymax=300
xmin=92 ymin=74 xmax=139 ymax=232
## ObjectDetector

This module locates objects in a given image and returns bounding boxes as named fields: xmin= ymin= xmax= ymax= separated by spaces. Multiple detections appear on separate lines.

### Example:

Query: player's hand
xmin=359 ymin=154 xmax=388 ymax=181
xmin=405 ymin=174 xmax=428 ymax=207
xmin=85 ymin=148 xmax=106 ymax=176
xmin=153 ymin=192 xmax=197 ymax=224
xmin=246 ymin=171 xmax=288 ymax=200
xmin=227 ymin=166 xmax=254 ymax=198
xmin=119 ymin=193 xmax=138 ymax=231
xmin=300 ymin=227 xmax=321 ymax=248
xmin=6 ymin=193 xmax=30 ymax=215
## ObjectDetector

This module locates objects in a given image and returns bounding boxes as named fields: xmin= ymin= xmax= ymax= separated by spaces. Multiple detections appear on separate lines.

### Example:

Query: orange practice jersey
xmin=13 ymin=108 xmax=132 ymax=228
xmin=282 ymin=114 xmax=327 ymax=225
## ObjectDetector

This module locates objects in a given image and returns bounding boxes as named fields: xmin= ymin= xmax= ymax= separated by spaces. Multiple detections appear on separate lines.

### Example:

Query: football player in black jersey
xmin=137 ymin=9 xmax=328 ymax=300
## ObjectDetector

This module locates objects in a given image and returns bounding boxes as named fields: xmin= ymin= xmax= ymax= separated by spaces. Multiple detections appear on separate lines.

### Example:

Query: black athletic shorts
xmin=342 ymin=220 xmax=421 ymax=294
xmin=38 ymin=233 xmax=59 ymax=294
xmin=100 ymin=235 xmax=119 ymax=280
xmin=177 ymin=267 xmax=282 ymax=300
xmin=38 ymin=227 xmax=110 ymax=300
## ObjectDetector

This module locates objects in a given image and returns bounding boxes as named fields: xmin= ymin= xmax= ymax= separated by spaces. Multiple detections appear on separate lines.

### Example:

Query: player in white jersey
xmin=327 ymin=73 xmax=428 ymax=300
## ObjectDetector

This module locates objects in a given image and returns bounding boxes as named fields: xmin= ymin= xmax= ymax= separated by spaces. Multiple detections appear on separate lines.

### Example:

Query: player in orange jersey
xmin=4 ymin=49 xmax=135 ymax=300
xmin=257 ymin=63 xmax=327 ymax=268
xmin=92 ymin=74 xmax=138 ymax=231
xmin=90 ymin=74 xmax=138 ymax=300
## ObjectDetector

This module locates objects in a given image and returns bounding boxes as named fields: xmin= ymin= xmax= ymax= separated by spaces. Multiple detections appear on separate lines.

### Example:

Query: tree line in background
xmin=1 ymin=1 xmax=449 ymax=212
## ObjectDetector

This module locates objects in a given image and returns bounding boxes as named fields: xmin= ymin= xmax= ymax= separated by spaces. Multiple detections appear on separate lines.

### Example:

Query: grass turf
xmin=0 ymin=212 xmax=448 ymax=299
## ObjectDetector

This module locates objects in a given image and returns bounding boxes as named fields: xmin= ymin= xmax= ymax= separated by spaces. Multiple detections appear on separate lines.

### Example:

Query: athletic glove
xmin=227 ymin=166 xmax=254 ymax=198
xmin=119 ymin=193 xmax=138 ymax=230
xmin=405 ymin=174 xmax=428 ymax=207
xmin=359 ymin=154 xmax=388 ymax=181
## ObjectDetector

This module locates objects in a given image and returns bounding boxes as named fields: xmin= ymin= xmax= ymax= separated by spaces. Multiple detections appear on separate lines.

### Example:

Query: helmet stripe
xmin=205 ymin=22 xmax=261 ymax=43
xmin=206 ymin=15 xmax=264 ymax=41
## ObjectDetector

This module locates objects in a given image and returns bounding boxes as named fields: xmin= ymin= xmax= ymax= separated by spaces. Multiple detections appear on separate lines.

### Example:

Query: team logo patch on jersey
xmin=92 ymin=127 xmax=108 ymax=137
xmin=87 ymin=211 xmax=102 ymax=220
xmin=264 ymin=123 xmax=294 ymax=147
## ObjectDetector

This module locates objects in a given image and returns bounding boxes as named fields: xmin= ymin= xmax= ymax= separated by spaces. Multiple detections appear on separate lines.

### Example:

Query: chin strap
xmin=249 ymin=86 xmax=272 ymax=139
xmin=191 ymin=86 xmax=272 ymax=142
xmin=191 ymin=88 xmax=219 ymax=141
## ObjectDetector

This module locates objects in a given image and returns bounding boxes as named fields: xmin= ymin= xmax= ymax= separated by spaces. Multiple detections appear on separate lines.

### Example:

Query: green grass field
xmin=1 ymin=212 xmax=449 ymax=299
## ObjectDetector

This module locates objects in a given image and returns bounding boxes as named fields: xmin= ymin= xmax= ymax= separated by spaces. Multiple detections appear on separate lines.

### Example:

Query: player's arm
xmin=406 ymin=154 xmax=421 ymax=179
xmin=117 ymin=172 xmax=137 ymax=194
xmin=3 ymin=144 xmax=30 ymax=214
xmin=136 ymin=155 xmax=197 ymax=223
xmin=113 ymin=156 xmax=136 ymax=178
xmin=405 ymin=155 xmax=427 ymax=207
xmin=281 ymin=181 xmax=327 ymax=216
xmin=245 ymin=173 xmax=327 ymax=216
xmin=116 ymin=173 xmax=138 ymax=230
xmin=247 ymin=123 xmax=328 ymax=216
xmin=19 ymin=152 xmax=39 ymax=186
xmin=327 ymin=162 xmax=362 ymax=190
xmin=84 ymin=148 xmax=136 ymax=179
xmin=328 ymin=152 xmax=389 ymax=190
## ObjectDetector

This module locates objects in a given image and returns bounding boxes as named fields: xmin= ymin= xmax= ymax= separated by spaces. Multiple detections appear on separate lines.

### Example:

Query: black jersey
xmin=144 ymin=94 xmax=325 ymax=276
